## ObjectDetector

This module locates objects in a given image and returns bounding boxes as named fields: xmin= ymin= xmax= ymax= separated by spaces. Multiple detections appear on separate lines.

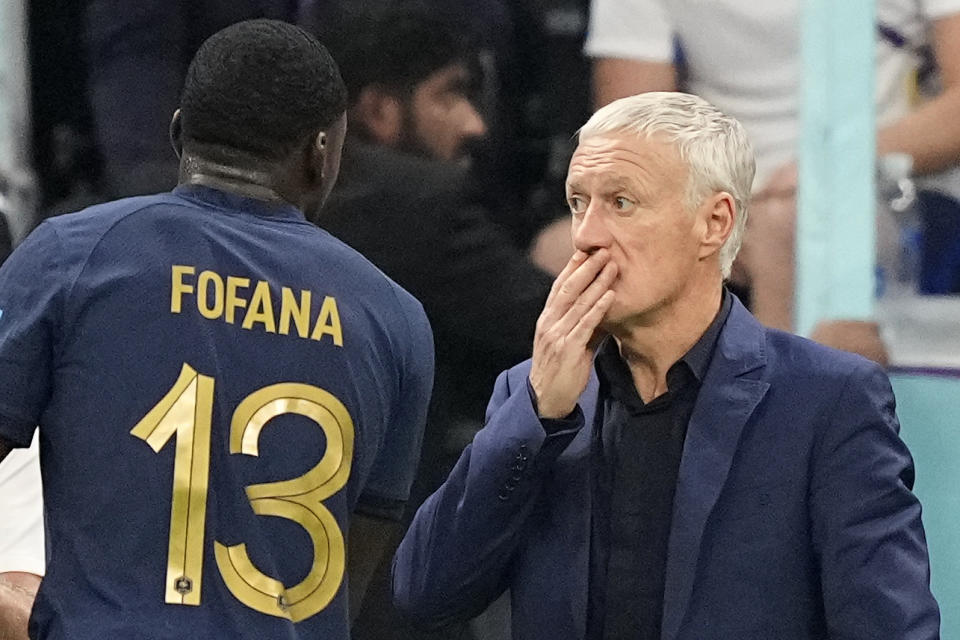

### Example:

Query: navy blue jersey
xmin=0 ymin=185 xmax=433 ymax=639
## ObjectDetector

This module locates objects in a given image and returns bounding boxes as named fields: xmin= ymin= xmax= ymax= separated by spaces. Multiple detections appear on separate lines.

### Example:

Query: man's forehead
xmin=566 ymin=132 xmax=685 ymax=189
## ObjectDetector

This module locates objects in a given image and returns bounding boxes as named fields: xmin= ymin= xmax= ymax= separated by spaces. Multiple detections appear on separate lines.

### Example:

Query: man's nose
xmin=459 ymin=101 xmax=487 ymax=140
xmin=572 ymin=202 xmax=612 ymax=253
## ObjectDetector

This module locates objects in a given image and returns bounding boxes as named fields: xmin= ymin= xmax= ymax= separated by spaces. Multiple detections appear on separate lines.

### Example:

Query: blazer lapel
xmin=661 ymin=300 xmax=770 ymax=640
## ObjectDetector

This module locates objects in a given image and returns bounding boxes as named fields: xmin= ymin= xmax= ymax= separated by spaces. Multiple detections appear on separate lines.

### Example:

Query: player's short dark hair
xmin=180 ymin=19 xmax=348 ymax=163
xmin=328 ymin=8 xmax=477 ymax=103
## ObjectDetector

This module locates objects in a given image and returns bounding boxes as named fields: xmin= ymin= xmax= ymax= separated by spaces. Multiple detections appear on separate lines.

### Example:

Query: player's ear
xmin=299 ymin=128 xmax=328 ymax=195
xmin=305 ymin=129 xmax=328 ymax=185
xmin=169 ymin=109 xmax=183 ymax=159
xmin=315 ymin=130 xmax=327 ymax=157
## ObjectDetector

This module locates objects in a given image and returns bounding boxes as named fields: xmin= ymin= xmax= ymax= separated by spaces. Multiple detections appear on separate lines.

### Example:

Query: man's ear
xmin=351 ymin=86 xmax=402 ymax=146
xmin=169 ymin=109 xmax=183 ymax=159
xmin=698 ymin=191 xmax=736 ymax=260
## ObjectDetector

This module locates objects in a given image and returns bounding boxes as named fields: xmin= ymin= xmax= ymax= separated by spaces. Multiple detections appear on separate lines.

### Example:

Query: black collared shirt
xmin=588 ymin=291 xmax=733 ymax=640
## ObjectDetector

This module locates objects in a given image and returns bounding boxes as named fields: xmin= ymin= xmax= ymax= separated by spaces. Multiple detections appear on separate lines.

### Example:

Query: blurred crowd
xmin=1 ymin=0 xmax=960 ymax=639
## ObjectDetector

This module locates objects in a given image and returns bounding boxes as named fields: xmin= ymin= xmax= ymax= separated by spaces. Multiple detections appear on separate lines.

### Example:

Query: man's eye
xmin=614 ymin=197 xmax=633 ymax=210
xmin=568 ymin=197 xmax=586 ymax=213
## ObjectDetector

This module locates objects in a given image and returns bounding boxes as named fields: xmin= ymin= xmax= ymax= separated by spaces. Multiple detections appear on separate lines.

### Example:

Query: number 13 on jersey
xmin=131 ymin=363 xmax=355 ymax=622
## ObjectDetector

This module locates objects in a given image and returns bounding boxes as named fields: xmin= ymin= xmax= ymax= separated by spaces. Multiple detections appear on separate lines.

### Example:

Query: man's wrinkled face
xmin=565 ymin=132 xmax=708 ymax=328
xmin=405 ymin=63 xmax=487 ymax=162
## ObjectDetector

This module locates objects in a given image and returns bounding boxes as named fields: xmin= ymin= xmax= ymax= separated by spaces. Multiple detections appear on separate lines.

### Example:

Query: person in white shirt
xmin=0 ymin=435 xmax=44 ymax=640
xmin=585 ymin=0 xmax=960 ymax=334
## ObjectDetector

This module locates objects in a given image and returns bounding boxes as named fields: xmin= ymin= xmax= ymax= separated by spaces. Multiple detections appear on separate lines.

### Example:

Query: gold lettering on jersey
xmin=225 ymin=277 xmax=250 ymax=324
xmin=171 ymin=266 xmax=196 ymax=313
xmin=170 ymin=267 xmax=344 ymax=346
xmin=242 ymin=281 xmax=276 ymax=333
xmin=311 ymin=295 xmax=343 ymax=346
xmin=197 ymin=271 xmax=225 ymax=319
xmin=279 ymin=288 xmax=311 ymax=338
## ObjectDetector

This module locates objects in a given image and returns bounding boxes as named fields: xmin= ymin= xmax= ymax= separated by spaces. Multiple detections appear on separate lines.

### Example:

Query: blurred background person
xmin=318 ymin=8 xmax=563 ymax=638
xmin=586 ymin=0 xmax=960 ymax=335
xmin=80 ymin=0 xmax=591 ymax=211
xmin=32 ymin=0 xmax=595 ymax=259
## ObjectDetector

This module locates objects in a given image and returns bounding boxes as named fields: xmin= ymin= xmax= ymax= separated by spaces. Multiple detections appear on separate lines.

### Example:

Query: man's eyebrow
xmin=568 ymin=177 xmax=634 ymax=193
xmin=605 ymin=179 xmax=633 ymax=191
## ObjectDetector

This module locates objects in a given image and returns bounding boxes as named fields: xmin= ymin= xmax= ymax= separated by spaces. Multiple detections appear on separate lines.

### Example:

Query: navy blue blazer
xmin=393 ymin=298 xmax=940 ymax=639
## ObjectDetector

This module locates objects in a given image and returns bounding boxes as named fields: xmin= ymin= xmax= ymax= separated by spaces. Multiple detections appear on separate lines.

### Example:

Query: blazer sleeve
xmin=810 ymin=360 xmax=941 ymax=639
xmin=391 ymin=365 xmax=582 ymax=629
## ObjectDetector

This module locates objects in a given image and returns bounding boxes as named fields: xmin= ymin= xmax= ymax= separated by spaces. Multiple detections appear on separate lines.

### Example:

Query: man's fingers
xmin=546 ymin=250 xmax=588 ymax=303
xmin=553 ymin=260 xmax=618 ymax=336
xmin=570 ymin=290 xmax=615 ymax=345
xmin=540 ymin=250 xmax=609 ymax=329
xmin=549 ymin=250 xmax=609 ymax=308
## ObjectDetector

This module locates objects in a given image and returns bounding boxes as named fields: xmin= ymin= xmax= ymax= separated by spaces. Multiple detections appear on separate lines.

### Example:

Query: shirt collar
xmin=595 ymin=289 xmax=733 ymax=404
xmin=173 ymin=184 xmax=306 ymax=222
xmin=682 ymin=288 xmax=733 ymax=383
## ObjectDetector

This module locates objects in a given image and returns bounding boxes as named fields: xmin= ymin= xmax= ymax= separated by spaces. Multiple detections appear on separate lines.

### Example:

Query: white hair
xmin=578 ymin=92 xmax=756 ymax=279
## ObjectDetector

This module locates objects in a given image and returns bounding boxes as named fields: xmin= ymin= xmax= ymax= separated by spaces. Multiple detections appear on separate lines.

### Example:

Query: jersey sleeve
xmin=0 ymin=222 xmax=67 ymax=447
xmin=584 ymin=0 xmax=675 ymax=62
xmin=356 ymin=294 xmax=434 ymax=520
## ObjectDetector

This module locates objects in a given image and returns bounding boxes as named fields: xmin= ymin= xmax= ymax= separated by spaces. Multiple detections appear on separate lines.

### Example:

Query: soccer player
xmin=0 ymin=19 xmax=433 ymax=640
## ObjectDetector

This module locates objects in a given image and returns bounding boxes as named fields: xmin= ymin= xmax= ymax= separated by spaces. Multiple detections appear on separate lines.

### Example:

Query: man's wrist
xmin=526 ymin=379 xmax=580 ymax=431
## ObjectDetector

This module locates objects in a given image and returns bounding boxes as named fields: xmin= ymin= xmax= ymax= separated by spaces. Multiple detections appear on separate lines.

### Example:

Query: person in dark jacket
xmin=317 ymin=8 xmax=556 ymax=640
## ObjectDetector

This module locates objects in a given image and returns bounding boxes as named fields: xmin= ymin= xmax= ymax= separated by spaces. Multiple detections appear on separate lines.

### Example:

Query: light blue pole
xmin=796 ymin=0 xmax=876 ymax=336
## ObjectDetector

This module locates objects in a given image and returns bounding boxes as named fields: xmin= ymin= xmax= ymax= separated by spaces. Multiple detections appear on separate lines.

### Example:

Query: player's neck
xmin=179 ymin=155 xmax=298 ymax=207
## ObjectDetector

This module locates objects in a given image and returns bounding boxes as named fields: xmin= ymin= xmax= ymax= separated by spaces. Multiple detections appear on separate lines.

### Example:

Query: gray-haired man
xmin=393 ymin=92 xmax=939 ymax=640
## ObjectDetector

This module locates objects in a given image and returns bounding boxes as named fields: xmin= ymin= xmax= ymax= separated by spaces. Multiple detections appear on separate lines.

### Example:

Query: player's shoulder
xmin=41 ymin=192 xmax=186 ymax=243
xmin=314 ymin=228 xmax=430 ymax=330
xmin=48 ymin=191 xmax=184 ymax=223
xmin=23 ymin=193 xmax=183 ymax=270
